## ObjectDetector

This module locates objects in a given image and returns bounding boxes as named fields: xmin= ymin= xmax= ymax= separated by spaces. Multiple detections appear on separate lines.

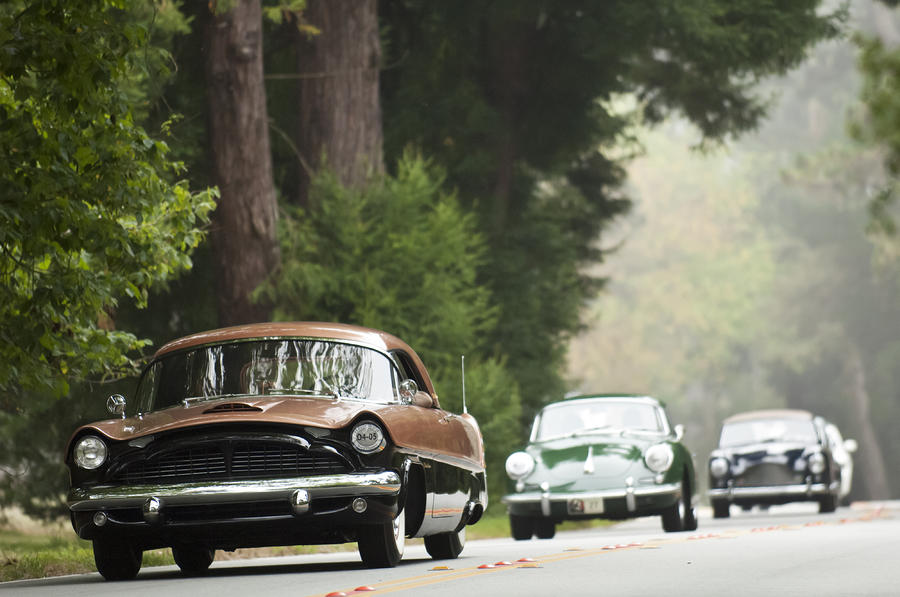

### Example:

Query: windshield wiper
xmin=263 ymin=388 xmax=336 ymax=398
xmin=182 ymin=393 xmax=249 ymax=407
xmin=571 ymin=425 xmax=618 ymax=437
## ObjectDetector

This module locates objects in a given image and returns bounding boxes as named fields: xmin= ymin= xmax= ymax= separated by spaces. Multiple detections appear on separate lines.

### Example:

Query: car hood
xmin=74 ymin=397 xmax=377 ymax=441
xmin=527 ymin=434 xmax=654 ymax=481
xmin=68 ymin=397 xmax=484 ymax=468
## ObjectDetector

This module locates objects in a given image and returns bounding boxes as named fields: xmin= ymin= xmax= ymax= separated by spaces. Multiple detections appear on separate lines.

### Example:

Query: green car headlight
xmin=505 ymin=451 xmax=535 ymax=480
xmin=644 ymin=443 xmax=674 ymax=473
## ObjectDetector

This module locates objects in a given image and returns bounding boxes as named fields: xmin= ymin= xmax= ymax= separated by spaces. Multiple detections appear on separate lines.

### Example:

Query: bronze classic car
xmin=66 ymin=322 xmax=487 ymax=580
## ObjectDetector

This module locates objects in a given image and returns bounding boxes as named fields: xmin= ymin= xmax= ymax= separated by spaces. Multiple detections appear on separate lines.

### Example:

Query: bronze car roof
xmin=723 ymin=408 xmax=813 ymax=424
xmin=154 ymin=322 xmax=409 ymax=357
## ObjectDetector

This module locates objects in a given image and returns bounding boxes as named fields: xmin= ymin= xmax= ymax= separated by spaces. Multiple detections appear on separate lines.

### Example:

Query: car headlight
xmin=73 ymin=436 xmax=108 ymax=470
xmin=505 ymin=451 xmax=535 ymax=480
xmin=709 ymin=457 xmax=730 ymax=479
xmin=808 ymin=451 xmax=826 ymax=474
xmin=351 ymin=421 xmax=386 ymax=454
xmin=644 ymin=443 xmax=674 ymax=473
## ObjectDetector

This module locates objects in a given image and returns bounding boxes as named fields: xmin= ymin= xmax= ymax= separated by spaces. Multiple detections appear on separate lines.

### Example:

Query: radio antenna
xmin=461 ymin=355 xmax=468 ymax=414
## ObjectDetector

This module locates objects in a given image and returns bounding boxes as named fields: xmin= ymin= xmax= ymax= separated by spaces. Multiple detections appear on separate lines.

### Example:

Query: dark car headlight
xmin=709 ymin=457 xmax=730 ymax=479
xmin=73 ymin=435 xmax=108 ymax=470
xmin=644 ymin=443 xmax=674 ymax=473
xmin=505 ymin=451 xmax=535 ymax=480
xmin=351 ymin=420 xmax=386 ymax=454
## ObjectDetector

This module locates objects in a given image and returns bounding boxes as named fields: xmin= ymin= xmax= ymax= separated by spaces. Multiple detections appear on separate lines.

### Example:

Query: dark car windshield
xmin=535 ymin=400 xmax=665 ymax=440
xmin=135 ymin=339 xmax=399 ymax=412
xmin=719 ymin=418 xmax=819 ymax=448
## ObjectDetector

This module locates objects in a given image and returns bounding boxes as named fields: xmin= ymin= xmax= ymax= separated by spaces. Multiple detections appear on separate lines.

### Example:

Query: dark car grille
xmin=112 ymin=440 xmax=350 ymax=485
xmin=734 ymin=463 xmax=803 ymax=487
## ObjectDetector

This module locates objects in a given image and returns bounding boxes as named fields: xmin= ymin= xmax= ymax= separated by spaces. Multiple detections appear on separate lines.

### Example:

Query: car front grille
xmin=112 ymin=439 xmax=350 ymax=485
xmin=734 ymin=463 xmax=803 ymax=487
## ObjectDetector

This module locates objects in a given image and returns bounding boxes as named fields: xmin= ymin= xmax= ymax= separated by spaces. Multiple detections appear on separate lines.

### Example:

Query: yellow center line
xmin=306 ymin=510 xmax=889 ymax=596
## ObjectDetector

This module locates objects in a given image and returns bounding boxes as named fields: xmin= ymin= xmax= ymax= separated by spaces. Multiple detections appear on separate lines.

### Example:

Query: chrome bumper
xmin=708 ymin=480 xmax=838 ymax=500
xmin=502 ymin=482 xmax=680 ymax=516
xmin=68 ymin=471 xmax=401 ymax=512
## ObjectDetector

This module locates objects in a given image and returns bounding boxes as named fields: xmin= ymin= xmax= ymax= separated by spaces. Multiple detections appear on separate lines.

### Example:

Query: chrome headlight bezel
xmin=505 ymin=451 xmax=535 ymax=480
xmin=709 ymin=456 xmax=730 ymax=479
xmin=73 ymin=435 xmax=108 ymax=470
xmin=644 ymin=443 xmax=674 ymax=473
xmin=807 ymin=451 xmax=826 ymax=474
xmin=351 ymin=420 xmax=387 ymax=454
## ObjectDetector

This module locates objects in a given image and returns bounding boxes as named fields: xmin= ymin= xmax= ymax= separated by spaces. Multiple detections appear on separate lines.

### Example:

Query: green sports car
xmin=501 ymin=394 xmax=698 ymax=539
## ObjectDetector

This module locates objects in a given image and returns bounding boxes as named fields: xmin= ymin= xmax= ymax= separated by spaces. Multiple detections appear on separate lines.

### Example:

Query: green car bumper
xmin=502 ymin=481 xmax=681 ymax=520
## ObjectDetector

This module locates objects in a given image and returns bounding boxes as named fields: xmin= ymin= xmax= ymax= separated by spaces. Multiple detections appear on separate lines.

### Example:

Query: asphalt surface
xmin=5 ymin=501 xmax=899 ymax=597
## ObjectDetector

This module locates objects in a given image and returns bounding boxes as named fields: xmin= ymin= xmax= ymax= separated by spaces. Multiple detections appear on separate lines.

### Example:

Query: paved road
xmin=5 ymin=502 xmax=899 ymax=597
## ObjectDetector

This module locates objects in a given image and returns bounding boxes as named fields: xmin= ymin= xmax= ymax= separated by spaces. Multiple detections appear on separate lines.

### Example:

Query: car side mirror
xmin=399 ymin=379 xmax=418 ymax=404
xmin=107 ymin=394 xmax=126 ymax=418
xmin=674 ymin=424 xmax=684 ymax=441
xmin=412 ymin=391 xmax=434 ymax=408
xmin=844 ymin=438 xmax=858 ymax=453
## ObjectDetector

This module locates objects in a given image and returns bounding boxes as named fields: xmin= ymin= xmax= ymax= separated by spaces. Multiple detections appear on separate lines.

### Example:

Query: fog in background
xmin=568 ymin=0 xmax=900 ymax=502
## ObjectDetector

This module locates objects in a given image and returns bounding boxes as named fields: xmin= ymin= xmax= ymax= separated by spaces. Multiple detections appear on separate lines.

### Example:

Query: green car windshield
xmin=135 ymin=339 xmax=399 ymax=412
xmin=535 ymin=400 xmax=666 ymax=441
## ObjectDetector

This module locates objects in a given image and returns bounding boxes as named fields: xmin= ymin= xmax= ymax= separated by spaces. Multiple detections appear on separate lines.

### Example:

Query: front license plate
xmin=567 ymin=497 xmax=604 ymax=515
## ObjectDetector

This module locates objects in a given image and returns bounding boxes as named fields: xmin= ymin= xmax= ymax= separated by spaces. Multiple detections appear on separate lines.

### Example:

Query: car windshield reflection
xmin=136 ymin=339 xmax=399 ymax=412
xmin=536 ymin=400 xmax=665 ymax=441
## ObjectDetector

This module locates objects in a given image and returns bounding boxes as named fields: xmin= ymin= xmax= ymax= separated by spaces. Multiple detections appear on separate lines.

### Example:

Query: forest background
xmin=1 ymin=0 xmax=898 ymax=520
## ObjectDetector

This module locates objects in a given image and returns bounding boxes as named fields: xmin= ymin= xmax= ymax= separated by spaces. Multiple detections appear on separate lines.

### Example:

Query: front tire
xmin=510 ymin=514 xmax=535 ymax=540
xmin=425 ymin=527 xmax=466 ymax=559
xmin=819 ymin=492 xmax=838 ymax=513
xmin=534 ymin=518 xmax=556 ymax=539
xmin=358 ymin=512 xmax=405 ymax=568
xmin=93 ymin=539 xmax=142 ymax=581
xmin=661 ymin=496 xmax=685 ymax=532
xmin=172 ymin=545 xmax=215 ymax=575
xmin=681 ymin=480 xmax=698 ymax=531
xmin=712 ymin=500 xmax=731 ymax=519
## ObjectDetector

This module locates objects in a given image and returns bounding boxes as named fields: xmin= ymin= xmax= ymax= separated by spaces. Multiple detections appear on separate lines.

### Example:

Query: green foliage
xmin=261 ymin=153 xmax=496 ymax=370
xmin=379 ymin=0 xmax=844 ymax=424
xmin=854 ymin=28 xmax=900 ymax=175
xmin=851 ymin=10 xmax=900 ymax=232
xmin=0 ymin=0 xmax=216 ymax=403
xmin=259 ymin=154 xmax=522 ymax=500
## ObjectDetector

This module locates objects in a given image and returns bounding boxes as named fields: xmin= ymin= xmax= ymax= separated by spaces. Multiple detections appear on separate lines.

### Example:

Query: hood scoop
xmin=203 ymin=402 xmax=263 ymax=414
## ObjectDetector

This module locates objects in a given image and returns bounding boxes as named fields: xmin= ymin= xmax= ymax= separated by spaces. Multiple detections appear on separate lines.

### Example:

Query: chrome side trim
xmin=708 ymin=482 xmax=829 ymax=499
xmin=501 ymin=482 xmax=680 ymax=505
xmin=69 ymin=471 xmax=401 ymax=511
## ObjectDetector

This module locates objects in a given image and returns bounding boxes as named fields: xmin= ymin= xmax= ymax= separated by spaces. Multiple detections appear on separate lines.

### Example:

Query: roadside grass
xmin=0 ymin=530 xmax=173 ymax=582
xmin=0 ymin=511 xmax=613 ymax=582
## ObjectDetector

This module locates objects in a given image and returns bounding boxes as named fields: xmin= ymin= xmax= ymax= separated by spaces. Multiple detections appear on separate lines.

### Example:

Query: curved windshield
xmin=719 ymin=418 xmax=818 ymax=448
xmin=135 ymin=339 xmax=399 ymax=412
xmin=535 ymin=400 xmax=666 ymax=441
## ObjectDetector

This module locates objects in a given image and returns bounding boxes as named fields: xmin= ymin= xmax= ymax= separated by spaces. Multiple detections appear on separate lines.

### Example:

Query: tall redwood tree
xmin=205 ymin=0 xmax=280 ymax=325
xmin=295 ymin=0 xmax=384 ymax=205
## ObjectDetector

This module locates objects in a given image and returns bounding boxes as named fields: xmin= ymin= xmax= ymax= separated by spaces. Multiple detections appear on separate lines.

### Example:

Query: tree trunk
xmin=486 ymin=24 xmax=529 ymax=234
xmin=296 ymin=0 xmax=383 ymax=205
xmin=846 ymin=341 xmax=891 ymax=499
xmin=205 ymin=0 xmax=280 ymax=326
